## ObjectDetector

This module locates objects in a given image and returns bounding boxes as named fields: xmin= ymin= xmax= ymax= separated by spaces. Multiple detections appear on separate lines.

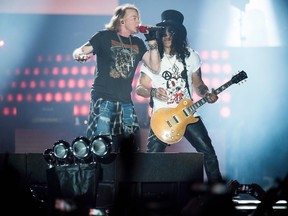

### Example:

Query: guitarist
xmin=136 ymin=10 xmax=222 ymax=183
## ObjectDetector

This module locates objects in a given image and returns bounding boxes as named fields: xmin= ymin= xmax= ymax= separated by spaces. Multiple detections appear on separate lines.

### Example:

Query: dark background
xmin=0 ymin=0 xmax=288 ymax=189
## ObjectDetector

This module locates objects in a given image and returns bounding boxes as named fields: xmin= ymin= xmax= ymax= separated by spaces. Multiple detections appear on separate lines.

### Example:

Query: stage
xmin=0 ymin=152 xmax=287 ymax=216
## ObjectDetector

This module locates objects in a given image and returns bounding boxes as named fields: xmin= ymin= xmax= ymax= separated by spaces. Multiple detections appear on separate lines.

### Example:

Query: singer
xmin=72 ymin=3 xmax=161 ymax=158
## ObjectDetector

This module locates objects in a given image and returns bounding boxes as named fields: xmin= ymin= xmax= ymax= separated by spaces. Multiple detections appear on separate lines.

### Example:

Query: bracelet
xmin=150 ymin=88 xmax=157 ymax=97
xmin=148 ymin=43 xmax=158 ymax=50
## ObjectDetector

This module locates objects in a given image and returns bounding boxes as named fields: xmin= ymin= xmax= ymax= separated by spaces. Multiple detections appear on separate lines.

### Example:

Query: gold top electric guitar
xmin=150 ymin=70 xmax=248 ymax=144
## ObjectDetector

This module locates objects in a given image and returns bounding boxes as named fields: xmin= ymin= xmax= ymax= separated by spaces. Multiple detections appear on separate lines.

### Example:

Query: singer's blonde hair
xmin=105 ymin=3 xmax=140 ymax=31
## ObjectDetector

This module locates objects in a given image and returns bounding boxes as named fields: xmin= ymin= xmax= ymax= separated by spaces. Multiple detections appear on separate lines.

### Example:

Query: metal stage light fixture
xmin=91 ymin=135 xmax=112 ymax=159
xmin=43 ymin=148 xmax=55 ymax=168
xmin=71 ymin=136 xmax=91 ymax=160
xmin=43 ymin=135 xmax=115 ymax=168
xmin=52 ymin=139 xmax=72 ymax=165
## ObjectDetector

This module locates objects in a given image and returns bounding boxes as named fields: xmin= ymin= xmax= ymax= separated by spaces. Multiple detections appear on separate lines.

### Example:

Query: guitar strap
xmin=149 ymin=95 xmax=154 ymax=108
xmin=181 ymin=58 xmax=193 ymax=100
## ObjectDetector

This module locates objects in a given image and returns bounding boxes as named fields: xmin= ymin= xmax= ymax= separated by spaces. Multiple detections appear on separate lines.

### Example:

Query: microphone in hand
xmin=139 ymin=25 xmax=165 ymax=33
xmin=139 ymin=25 xmax=165 ymax=41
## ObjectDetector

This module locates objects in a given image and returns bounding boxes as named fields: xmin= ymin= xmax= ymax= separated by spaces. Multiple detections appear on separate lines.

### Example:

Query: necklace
xmin=164 ymin=53 xmax=179 ymax=74
xmin=117 ymin=33 xmax=134 ymax=68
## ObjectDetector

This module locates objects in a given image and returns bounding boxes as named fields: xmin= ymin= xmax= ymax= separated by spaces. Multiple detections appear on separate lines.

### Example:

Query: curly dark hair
xmin=156 ymin=25 xmax=190 ymax=63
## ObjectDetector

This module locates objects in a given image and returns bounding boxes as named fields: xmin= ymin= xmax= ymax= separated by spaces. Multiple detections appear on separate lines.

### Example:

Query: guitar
xmin=150 ymin=70 xmax=248 ymax=144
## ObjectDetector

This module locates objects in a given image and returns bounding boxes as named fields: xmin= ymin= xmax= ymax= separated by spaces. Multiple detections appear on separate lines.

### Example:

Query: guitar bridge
xmin=166 ymin=120 xmax=172 ymax=128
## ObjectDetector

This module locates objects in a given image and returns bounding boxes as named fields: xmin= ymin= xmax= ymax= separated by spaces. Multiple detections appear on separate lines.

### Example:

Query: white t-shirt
xmin=140 ymin=48 xmax=201 ymax=114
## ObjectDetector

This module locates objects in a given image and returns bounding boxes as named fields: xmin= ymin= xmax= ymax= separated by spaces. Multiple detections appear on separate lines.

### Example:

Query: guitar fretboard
xmin=186 ymin=80 xmax=233 ymax=114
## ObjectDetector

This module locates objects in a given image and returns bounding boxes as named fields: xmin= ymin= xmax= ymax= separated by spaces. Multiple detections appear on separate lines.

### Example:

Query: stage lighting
xmin=91 ymin=135 xmax=112 ymax=158
xmin=71 ymin=136 xmax=91 ymax=160
xmin=52 ymin=140 xmax=72 ymax=164
xmin=43 ymin=148 xmax=55 ymax=168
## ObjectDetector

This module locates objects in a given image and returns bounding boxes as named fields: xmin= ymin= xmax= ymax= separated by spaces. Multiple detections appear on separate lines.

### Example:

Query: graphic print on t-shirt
xmin=110 ymin=40 xmax=137 ymax=79
xmin=162 ymin=68 xmax=189 ymax=105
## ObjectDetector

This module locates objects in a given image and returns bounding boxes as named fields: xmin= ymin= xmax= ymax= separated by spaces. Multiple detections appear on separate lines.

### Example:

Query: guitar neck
xmin=189 ymin=80 xmax=233 ymax=112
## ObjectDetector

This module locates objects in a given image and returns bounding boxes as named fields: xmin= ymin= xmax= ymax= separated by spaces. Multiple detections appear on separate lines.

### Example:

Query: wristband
xmin=150 ymin=88 xmax=157 ymax=97
xmin=148 ymin=43 xmax=158 ymax=50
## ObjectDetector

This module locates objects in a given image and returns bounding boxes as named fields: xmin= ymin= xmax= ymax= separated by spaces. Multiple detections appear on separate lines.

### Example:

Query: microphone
xmin=139 ymin=25 xmax=165 ymax=33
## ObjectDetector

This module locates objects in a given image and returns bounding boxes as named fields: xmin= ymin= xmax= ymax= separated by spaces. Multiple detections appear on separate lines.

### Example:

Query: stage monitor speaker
xmin=27 ymin=153 xmax=49 ymax=183
xmin=109 ymin=153 xmax=203 ymax=215
xmin=115 ymin=152 xmax=203 ymax=182
xmin=0 ymin=152 xmax=26 ymax=171
xmin=0 ymin=152 xmax=204 ymax=183
xmin=0 ymin=153 xmax=48 ymax=184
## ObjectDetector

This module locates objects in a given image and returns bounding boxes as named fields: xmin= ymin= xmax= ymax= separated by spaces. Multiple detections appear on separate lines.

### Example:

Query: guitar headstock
xmin=231 ymin=70 xmax=248 ymax=84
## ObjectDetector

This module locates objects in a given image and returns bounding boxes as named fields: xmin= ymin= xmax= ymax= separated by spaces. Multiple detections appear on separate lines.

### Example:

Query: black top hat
xmin=156 ymin=10 xmax=187 ymax=39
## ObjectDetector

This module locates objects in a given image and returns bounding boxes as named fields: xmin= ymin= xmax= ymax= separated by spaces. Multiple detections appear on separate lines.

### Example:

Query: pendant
xmin=172 ymin=64 xmax=179 ymax=73
xmin=130 ymin=55 xmax=134 ymax=67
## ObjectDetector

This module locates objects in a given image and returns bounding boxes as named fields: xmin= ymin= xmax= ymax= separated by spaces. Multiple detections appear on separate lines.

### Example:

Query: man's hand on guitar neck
xmin=205 ymin=88 xmax=218 ymax=103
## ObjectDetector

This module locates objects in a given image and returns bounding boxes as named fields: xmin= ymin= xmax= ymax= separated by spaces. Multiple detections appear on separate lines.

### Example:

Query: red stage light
xmin=211 ymin=50 xmax=220 ymax=60
xmin=52 ymin=67 xmax=60 ymax=75
xmin=37 ymin=55 xmax=43 ymax=63
xmin=80 ymin=105 xmax=89 ymax=116
xmin=71 ymin=66 xmax=79 ymax=75
xmin=211 ymin=64 xmax=221 ymax=74
xmin=33 ymin=67 xmax=40 ymax=76
xmin=200 ymin=50 xmax=209 ymax=60
xmin=30 ymin=80 xmax=36 ymax=88
xmin=221 ymin=50 xmax=229 ymax=59
xmin=35 ymin=93 xmax=43 ymax=102
xmin=56 ymin=54 xmax=62 ymax=62
xmin=67 ymin=79 xmax=76 ymax=88
xmin=11 ymin=81 xmax=17 ymax=89
xmin=62 ymin=67 xmax=69 ymax=75
xmin=54 ymin=92 xmax=63 ymax=102
xmin=39 ymin=80 xmax=46 ymax=88
xmin=74 ymin=105 xmax=79 ymax=116
xmin=77 ymin=79 xmax=85 ymax=88
xmin=20 ymin=81 xmax=27 ymax=88
xmin=16 ymin=94 xmax=23 ymax=102
xmin=58 ymin=79 xmax=66 ymax=88
xmin=220 ymin=106 xmax=231 ymax=118
xmin=74 ymin=92 xmax=82 ymax=101
xmin=80 ymin=66 xmax=89 ymax=75
xmin=45 ymin=92 xmax=53 ymax=102
xmin=24 ymin=68 xmax=31 ymax=75
xmin=201 ymin=63 xmax=211 ymax=74
xmin=64 ymin=92 xmax=73 ymax=102
xmin=84 ymin=92 xmax=90 ymax=101
xmin=26 ymin=94 xmax=33 ymax=102
xmin=7 ymin=94 xmax=13 ymax=102
xmin=3 ymin=107 xmax=10 ymax=116
xmin=49 ymin=80 xmax=56 ymax=88
xmin=43 ymin=67 xmax=50 ymax=75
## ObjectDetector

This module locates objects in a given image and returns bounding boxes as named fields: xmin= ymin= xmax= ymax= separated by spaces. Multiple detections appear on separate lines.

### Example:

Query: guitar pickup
xmin=172 ymin=115 xmax=179 ymax=123
xmin=183 ymin=108 xmax=189 ymax=117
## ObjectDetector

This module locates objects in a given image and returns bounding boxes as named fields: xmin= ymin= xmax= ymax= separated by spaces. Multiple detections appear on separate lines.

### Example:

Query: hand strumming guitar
xmin=152 ymin=87 xmax=168 ymax=101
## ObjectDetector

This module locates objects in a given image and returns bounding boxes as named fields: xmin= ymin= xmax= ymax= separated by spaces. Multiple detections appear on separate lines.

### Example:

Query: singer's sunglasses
xmin=160 ymin=26 xmax=176 ymax=38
